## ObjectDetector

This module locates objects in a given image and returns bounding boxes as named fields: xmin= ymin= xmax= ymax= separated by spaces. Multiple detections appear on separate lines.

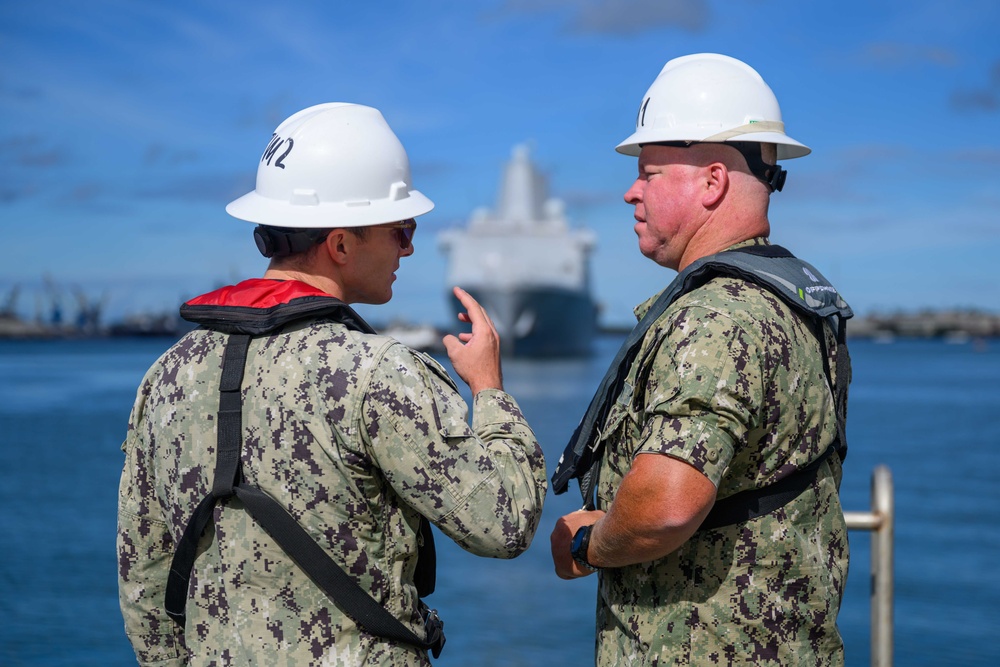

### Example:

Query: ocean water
xmin=1 ymin=335 xmax=998 ymax=666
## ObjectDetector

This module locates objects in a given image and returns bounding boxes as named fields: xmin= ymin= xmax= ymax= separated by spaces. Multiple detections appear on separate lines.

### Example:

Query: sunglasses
xmin=375 ymin=219 xmax=417 ymax=249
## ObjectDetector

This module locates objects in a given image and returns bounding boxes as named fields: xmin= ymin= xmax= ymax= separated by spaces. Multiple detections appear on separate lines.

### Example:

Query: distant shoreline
xmin=4 ymin=308 xmax=1000 ymax=344
xmin=603 ymin=309 xmax=1000 ymax=341
xmin=835 ymin=310 xmax=1000 ymax=340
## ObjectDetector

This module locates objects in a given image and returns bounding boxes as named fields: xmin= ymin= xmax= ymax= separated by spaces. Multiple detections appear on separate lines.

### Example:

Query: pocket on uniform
xmin=592 ymin=382 xmax=641 ymax=501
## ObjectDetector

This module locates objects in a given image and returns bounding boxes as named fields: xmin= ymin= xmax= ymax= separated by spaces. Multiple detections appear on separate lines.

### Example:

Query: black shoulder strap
xmin=551 ymin=244 xmax=852 ymax=527
xmin=698 ymin=444 xmax=836 ymax=531
xmin=165 ymin=333 xmax=445 ymax=658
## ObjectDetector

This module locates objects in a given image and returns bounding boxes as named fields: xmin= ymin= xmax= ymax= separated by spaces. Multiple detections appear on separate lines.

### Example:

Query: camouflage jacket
xmin=117 ymin=279 xmax=547 ymax=667
xmin=593 ymin=239 xmax=849 ymax=667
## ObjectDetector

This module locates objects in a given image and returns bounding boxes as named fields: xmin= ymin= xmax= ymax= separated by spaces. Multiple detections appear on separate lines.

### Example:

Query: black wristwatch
xmin=570 ymin=524 xmax=598 ymax=572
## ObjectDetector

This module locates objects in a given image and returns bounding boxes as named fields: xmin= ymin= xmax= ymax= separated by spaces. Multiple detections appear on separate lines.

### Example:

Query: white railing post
xmin=843 ymin=465 xmax=894 ymax=667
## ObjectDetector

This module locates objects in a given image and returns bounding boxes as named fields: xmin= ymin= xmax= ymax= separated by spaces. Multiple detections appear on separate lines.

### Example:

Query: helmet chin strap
xmin=729 ymin=142 xmax=787 ymax=193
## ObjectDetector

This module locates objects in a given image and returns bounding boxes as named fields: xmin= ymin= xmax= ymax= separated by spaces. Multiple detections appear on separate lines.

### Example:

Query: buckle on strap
xmin=423 ymin=606 xmax=446 ymax=659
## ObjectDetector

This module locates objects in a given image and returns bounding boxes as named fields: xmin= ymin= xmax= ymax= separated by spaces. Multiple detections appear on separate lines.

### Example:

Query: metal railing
xmin=844 ymin=465 xmax=894 ymax=667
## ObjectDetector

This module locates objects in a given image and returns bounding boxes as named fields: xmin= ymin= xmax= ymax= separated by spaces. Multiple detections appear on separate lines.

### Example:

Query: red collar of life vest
xmin=180 ymin=279 xmax=374 ymax=336
xmin=185 ymin=278 xmax=332 ymax=309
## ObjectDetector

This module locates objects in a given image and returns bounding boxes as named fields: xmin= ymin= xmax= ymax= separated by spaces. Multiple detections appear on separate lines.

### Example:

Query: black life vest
xmin=551 ymin=245 xmax=853 ymax=530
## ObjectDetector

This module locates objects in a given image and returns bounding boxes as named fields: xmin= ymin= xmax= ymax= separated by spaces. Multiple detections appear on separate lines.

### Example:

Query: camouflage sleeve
xmin=362 ymin=344 xmax=547 ymax=558
xmin=117 ymin=384 xmax=187 ymax=666
xmin=635 ymin=304 xmax=765 ymax=486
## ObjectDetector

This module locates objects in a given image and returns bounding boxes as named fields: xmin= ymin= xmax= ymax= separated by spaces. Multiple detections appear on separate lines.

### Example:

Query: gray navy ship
xmin=438 ymin=145 xmax=598 ymax=357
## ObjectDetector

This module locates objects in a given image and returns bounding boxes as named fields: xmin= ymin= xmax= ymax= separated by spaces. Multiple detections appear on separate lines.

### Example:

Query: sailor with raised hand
xmin=117 ymin=102 xmax=546 ymax=666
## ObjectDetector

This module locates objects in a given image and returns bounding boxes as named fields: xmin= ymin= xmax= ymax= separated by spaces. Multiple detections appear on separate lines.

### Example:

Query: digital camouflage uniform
xmin=593 ymin=239 xmax=849 ymax=666
xmin=117 ymin=279 xmax=547 ymax=667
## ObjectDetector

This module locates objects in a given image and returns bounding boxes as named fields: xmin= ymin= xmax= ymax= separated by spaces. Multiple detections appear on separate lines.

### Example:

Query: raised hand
xmin=442 ymin=286 xmax=503 ymax=395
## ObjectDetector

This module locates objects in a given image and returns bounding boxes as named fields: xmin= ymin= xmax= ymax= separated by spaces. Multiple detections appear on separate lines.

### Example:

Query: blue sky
xmin=2 ymin=0 xmax=998 ymax=329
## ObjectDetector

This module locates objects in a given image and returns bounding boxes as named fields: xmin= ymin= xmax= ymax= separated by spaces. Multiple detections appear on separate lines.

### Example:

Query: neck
xmin=263 ymin=268 xmax=346 ymax=301
xmin=678 ymin=194 xmax=770 ymax=271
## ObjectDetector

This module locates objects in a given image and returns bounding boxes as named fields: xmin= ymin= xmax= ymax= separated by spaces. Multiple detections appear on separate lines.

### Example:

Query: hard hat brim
xmin=226 ymin=189 xmax=435 ymax=228
xmin=616 ymin=130 xmax=811 ymax=160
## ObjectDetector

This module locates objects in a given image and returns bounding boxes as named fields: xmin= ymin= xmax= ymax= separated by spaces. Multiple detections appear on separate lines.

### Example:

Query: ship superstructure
xmin=438 ymin=145 xmax=597 ymax=357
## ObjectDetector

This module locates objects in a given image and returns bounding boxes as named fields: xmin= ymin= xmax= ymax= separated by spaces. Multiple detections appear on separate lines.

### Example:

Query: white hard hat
xmin=226 ymin=103 xmax=434 ymax=228
xmin=616 ymin=53 xmax=810 ymax=160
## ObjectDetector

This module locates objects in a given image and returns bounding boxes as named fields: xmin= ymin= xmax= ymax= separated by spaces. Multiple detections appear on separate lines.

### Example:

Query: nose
xmin=400 ymin=240 xmax=415 ymax=258
xmin=624 ymin=178 xmax=643 ymax=205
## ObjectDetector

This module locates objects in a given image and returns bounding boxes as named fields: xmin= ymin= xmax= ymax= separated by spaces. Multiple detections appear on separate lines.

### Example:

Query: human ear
xmin=323 ymin=229 xmax=351 ymax=265
xmin=702 ymin=163 xmax=728 ymax=208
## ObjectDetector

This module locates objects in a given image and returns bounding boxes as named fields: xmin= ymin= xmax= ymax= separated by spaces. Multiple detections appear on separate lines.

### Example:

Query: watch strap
xmin=571 ymin=524 xmax=598 ymax=571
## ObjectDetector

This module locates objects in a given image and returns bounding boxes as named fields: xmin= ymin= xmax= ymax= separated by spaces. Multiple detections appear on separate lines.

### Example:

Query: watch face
xmin=571 ymin=525 xmax=592 ymax=567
